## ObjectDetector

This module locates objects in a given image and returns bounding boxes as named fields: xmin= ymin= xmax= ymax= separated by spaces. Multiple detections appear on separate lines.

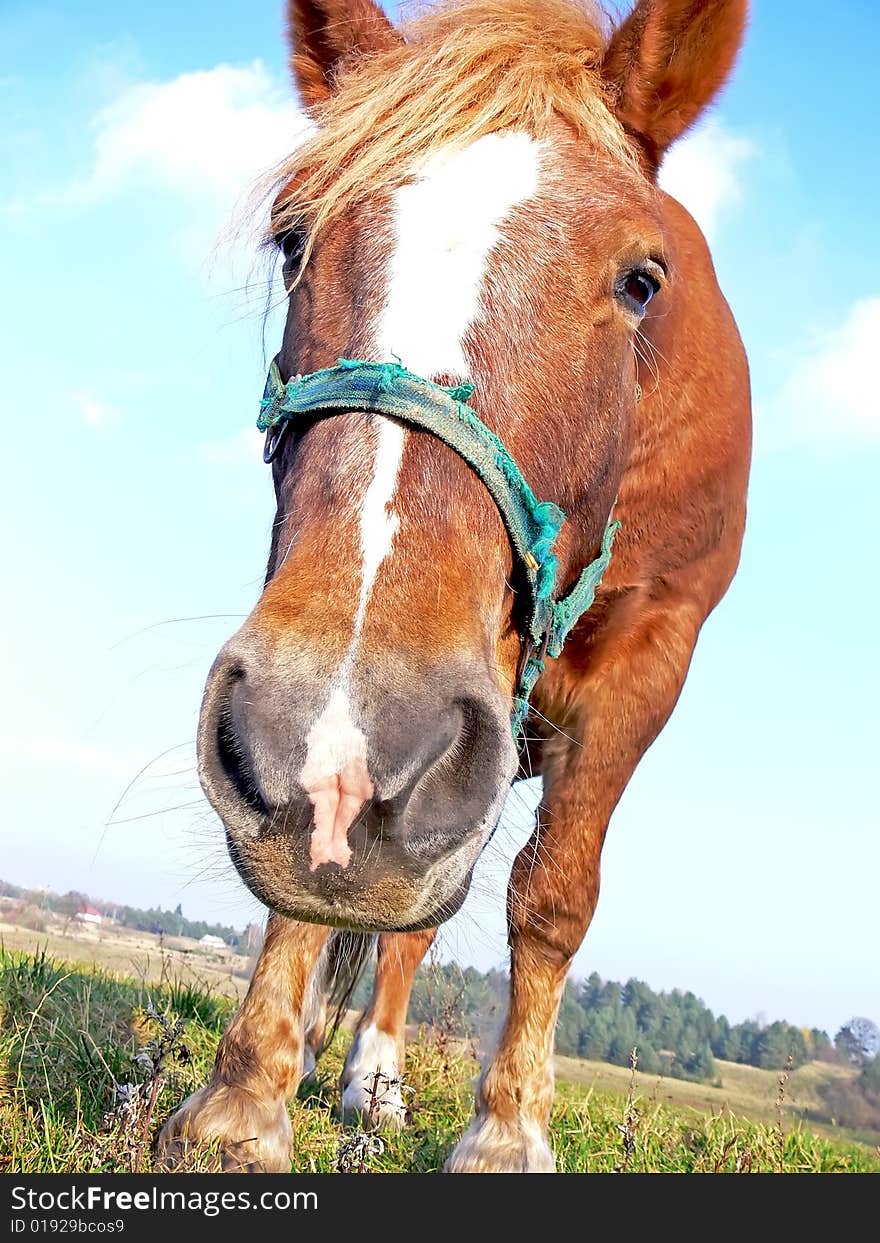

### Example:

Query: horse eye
xmin=277 ymin=228 xmax=306 ymax=266
xmin=619 ymin=269 xmax=661 ymax=313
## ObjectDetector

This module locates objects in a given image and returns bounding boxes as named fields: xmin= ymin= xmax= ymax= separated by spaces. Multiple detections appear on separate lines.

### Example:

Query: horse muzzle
xmin=196 ymin=633 xmax=517 ymax=931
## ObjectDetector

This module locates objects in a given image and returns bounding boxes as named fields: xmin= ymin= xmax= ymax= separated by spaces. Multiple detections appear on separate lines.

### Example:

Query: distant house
xmin=199 ymin=934 xmax=226 ymax=950
xmin=76 ymin=906 xmax=102 ymax=926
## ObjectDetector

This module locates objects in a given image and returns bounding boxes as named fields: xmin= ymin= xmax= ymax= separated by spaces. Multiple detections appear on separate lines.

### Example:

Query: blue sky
xmin=1 ymin=1 xmax=877 ymax=1037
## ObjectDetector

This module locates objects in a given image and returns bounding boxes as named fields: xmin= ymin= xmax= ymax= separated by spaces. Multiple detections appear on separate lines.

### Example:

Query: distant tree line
xmin=110 ymin=903 xmax=243 ymax=948
xmin=819 ymin=1018 xmax=880 ymax=1131
xmin=553 ymin=972 xmax=835 ymax=1081
xmin=376 ymin=960 xmax=865 ymax=1087
xmin=0 ymin=879 xmax=245 ymax=951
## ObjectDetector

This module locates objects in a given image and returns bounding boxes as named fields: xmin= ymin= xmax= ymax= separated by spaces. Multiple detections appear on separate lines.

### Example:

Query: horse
xmin=159 ymin=0 xmax=751 ymax=1173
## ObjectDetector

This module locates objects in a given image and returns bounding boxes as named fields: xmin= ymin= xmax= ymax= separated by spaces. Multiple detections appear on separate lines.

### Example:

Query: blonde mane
xmin=270 ymin=0 xmax=635 ymax=249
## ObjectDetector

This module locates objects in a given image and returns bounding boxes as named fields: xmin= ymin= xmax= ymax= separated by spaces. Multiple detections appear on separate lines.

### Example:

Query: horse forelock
xmin=266 ymin=0 xmax=636 ymax=250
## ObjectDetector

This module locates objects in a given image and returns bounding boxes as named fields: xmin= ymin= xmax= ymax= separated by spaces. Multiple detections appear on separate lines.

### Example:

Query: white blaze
xmin=300 ymin=687 xmax=368 ymax=788
xmin=352 ymin=419 xmax=403 ymax=643
xmin=377 ymin=130 xmax=543 ymax=378
xmin=351 ymin=130 xmax=544 ymax=621
xmin=300 ymin=131 xmax=543 ymax=864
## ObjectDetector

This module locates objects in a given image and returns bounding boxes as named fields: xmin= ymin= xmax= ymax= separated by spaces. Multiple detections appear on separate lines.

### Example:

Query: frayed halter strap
xmin=258 ymin=356 xmax=619 ymax=745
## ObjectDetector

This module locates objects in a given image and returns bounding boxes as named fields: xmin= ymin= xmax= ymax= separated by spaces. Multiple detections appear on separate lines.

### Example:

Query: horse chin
xmin=225 ymin=826 xmax=480 ymax=934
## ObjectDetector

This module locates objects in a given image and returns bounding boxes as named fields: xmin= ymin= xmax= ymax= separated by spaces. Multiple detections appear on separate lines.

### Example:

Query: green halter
xmin=258 ymin=356 xmax=619 ymax=744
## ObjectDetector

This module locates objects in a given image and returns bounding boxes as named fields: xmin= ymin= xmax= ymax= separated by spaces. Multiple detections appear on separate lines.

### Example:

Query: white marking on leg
xmin=446 ymin=1113 xmax=556 ymax=1173
xmin=341 ymin=1022 xmax=406 ymax=1128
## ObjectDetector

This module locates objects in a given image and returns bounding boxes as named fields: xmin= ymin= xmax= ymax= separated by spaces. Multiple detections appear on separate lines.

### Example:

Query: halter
xmin=257 ymin=356 xmax=619 ymax=745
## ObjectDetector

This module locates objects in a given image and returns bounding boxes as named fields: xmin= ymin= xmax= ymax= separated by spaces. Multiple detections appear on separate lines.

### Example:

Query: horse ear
xmin=603 ymin=0 xmax=748 ymax=170
xmin=286 ymin=0 xmax=401 ymax=105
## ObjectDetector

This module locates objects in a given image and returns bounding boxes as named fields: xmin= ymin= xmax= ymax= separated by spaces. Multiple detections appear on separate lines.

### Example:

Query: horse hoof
xmin=445 ymin=1115 xmax=556 ymax=1173
xmin=156 ymin=1082 xmax=293 ymax=1173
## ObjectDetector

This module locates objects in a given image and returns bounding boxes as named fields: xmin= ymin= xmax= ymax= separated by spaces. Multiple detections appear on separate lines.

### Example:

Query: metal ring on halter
xmin=263 ymin=419 xmax=292 ymax=463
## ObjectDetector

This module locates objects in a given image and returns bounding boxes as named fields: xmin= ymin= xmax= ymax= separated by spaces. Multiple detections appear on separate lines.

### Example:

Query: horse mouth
xmin=196 ymin=630 xmax=517 ymax=933
xmin=224 ymin=822 xmax=478 ymax=934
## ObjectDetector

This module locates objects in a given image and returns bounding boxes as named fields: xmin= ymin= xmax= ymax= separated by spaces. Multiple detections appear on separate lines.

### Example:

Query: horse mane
xmin=269 ymin=0 xmax=636 ymax=248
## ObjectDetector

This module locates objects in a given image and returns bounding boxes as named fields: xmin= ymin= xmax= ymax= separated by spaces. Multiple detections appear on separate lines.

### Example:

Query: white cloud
xmin=73 ymin=392 xmax=121 ymax=429
xmin=0 ymin=735 xmax=197 ymax=781
xmin=37 ymin=58 xmax=314 ymax=278
xmin=200 ymin=427 xmax=265 ymax=465
xmin=756 ymin=297 xmax=880 ymax=452
xmin=3 ymin=59 xmax=308 ymax=272
xmin=44 ymin=67 xmax=751 ymax=264
xmin=6 ymin=736 xmax=127 ymax=777
xmin=659 ymin=118 xmax=754 ymax=242
xmin=70 ymin=60 xmax=308 ymax=210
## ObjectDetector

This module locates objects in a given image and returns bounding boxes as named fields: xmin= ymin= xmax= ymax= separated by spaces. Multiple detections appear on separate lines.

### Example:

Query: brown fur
xmin=604 ymin=0 xmax=748 ymax=167
xmin=288 ymin=0 xmax=400 ymax=105
xmin=352 ymin=929 xmax=435 ymax=1067
xmin=161 ymin=0 xmax=751 ymax=1172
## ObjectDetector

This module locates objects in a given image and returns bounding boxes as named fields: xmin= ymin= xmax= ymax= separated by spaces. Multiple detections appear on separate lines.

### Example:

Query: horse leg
xmin=340 ymin=928 xmax=436 ymax=1127
xmin=301 ymin=994 xmax=327 ymax=1082
xmin=299 ymin=930 xmax=376 ymax=1080
xmin=157 ymin=915 xmax=329 ymax=1171
xmin=447 ymin=596 xmax=703 ymax=1172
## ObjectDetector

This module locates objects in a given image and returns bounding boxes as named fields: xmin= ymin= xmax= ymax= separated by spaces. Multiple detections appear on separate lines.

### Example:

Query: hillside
xmin=0 ymin=910 xmax=253 ymax=1002
xmin=1 ymin=946 xmax=877 ymax=1174
xmin=554 ymin=1053 xmax=863 ymax=1134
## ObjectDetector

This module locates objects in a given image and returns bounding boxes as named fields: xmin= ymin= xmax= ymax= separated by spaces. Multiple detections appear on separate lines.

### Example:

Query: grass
xmin=1 ymin=946 xmax=878 ymax=1174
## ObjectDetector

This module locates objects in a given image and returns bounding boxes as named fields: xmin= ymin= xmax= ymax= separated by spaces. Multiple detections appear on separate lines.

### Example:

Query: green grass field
xmin=2 ymin=946 xmax=877 ymax=1174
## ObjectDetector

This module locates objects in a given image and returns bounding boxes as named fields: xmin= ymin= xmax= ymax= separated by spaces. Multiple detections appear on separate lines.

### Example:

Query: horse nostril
xmin=216 ymin=705 xmax=267 ymax=819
